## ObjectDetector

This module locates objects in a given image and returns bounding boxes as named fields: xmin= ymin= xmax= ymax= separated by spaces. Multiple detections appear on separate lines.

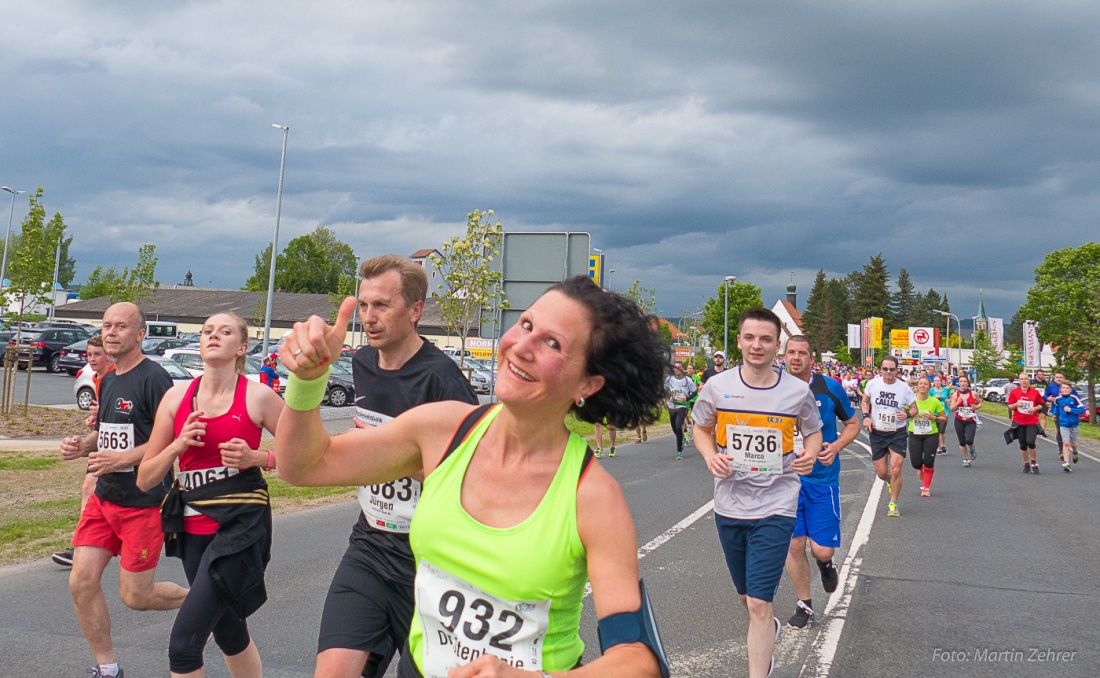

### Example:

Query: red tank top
xmin=954 ymin=390 xmax=977 ymax=419
xmin=174 ymin=375 xmax=263 ymax=534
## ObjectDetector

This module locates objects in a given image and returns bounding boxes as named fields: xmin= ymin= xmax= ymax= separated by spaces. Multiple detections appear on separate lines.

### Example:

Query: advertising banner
xmin=891 ymin=329 xmax=909 ymax=349
xmin=908 ymin=326 xmax=935 ymax=350
xmin=1024 ymin=321 xmax=1041 ymax=368
xmin=988 ymin=317 xmax=1004 ymax=351
xmin=848 ymin=323 xmax=862 ymax=349
xmin=870 ymin=317 xmax=883 ymax=349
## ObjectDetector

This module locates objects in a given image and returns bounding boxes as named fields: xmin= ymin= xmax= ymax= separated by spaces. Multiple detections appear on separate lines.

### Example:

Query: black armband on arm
xmin=597 ymin=580 xmax=670 ymax=678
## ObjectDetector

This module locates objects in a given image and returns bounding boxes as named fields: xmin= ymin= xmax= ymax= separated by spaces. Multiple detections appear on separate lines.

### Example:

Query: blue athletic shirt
xmin=802 ymin=373 xmax=856 ymax=487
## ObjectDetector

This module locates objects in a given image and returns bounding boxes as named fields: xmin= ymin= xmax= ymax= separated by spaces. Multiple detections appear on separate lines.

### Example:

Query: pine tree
xmin=850 ymin=253 xmax=892 ymax=326
xmin=890 ymin=269 xmax=915 ymax=325
xmin=800 ymin=270 xmax=829 ymax=356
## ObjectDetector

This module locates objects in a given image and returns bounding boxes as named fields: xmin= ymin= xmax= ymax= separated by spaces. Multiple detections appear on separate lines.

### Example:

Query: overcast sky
xmin=2 ymin=1 xmax=1096 ymax=324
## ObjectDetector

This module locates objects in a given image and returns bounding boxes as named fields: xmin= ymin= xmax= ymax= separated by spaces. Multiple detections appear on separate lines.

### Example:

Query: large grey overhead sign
xmin=480 ymin=231 xmax=591 ymax=339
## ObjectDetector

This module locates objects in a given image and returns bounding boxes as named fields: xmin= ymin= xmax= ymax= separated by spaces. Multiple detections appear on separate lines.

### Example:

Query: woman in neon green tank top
xmin=275 ymin=277 xmax=669 ymax=678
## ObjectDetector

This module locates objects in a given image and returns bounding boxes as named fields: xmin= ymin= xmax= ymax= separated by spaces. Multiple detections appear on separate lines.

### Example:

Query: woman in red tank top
xmin=137 ymin=313 xmax=283 ymax=678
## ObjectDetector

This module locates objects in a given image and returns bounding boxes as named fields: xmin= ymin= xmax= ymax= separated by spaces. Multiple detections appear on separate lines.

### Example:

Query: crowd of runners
xmin=49 ymin=254 xmax=1090 ymax=678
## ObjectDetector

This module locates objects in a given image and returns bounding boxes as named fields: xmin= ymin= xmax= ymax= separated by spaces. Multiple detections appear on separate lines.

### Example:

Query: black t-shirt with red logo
xmin=94 ymin=358 xmax=174 ymax=508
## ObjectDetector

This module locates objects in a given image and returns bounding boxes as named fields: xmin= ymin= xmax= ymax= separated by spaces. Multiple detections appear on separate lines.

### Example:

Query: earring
xmin=575 ymin=396 xmax=586 ymax=408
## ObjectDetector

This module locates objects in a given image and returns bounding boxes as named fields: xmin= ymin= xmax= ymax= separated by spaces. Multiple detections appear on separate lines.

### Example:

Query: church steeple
xmin=975 ymin=289 xmax=988 ymax=333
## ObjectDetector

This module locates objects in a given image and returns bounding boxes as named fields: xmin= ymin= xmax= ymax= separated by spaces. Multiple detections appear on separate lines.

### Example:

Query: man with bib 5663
xmin=693 ymin=308 xmax=824 ymax=678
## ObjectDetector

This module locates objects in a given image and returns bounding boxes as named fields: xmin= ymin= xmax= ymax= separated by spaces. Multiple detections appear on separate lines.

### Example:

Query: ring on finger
xmin=293 ymin=348 xmax=303 ymax=357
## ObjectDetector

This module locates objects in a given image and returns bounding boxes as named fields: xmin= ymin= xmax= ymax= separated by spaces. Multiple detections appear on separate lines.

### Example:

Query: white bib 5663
xmin=355 ymin=407 xmax=419 ymax=533
xmin=725 ymin=424 xmax=783 ymax=475
xmin=97 ymin=422 xmax=135 ymax=472
xmin=417 ymin=560 xmax=550 ymax=677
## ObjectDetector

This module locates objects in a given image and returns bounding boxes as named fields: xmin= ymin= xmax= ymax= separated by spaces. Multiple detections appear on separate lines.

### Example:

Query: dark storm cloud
xmin=0 ymin=0 xmax=1096 ymax=324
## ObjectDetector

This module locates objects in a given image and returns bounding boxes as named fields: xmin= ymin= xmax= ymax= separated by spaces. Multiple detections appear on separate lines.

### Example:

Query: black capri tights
xmin=908 ymin=433 xmax=938 ymax=470
xmin=169 ymin=532 xmax=252 ymax=673
xmin=670 ymin=407 xmax=688 ymax=451
xmin=1016 ymin=423 xmax=1040 ymax=451
xmin=954 ymin=418 xmax=976 ymax=447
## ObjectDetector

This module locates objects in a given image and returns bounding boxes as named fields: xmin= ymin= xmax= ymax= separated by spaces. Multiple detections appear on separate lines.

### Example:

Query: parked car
xmin=57 ymin=339 xmax=91 ymax=375
xmin=164 ymin=348 xmax=288 ymax=394
xmin=449 ymin=356 xmax=491 ymax=394
xmin=141 ymin=337 xmax=193 ymax=355
xmin=74 ymin=356 xmax=193 ymax=410
xmin=9 ymin=326 xmax=91 ymax=372
xmin=981 ymin=378 xmax=1011 ymax=402
xmin=325 ymin=360 xmax=355 ymax=407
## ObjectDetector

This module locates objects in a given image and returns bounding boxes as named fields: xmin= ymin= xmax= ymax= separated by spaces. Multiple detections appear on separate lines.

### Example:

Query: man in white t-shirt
xmin=860 ymin=356 xmax=917 ymax=517
xmin=693 ymin=308 xmax=823 ymax=677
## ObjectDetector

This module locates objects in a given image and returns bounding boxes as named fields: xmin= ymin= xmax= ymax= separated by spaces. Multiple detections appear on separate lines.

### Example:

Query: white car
xmin=74 ymin=356 xmax=194 ymax=410
xmin=163 ymin=348 xmax=286 ymax=392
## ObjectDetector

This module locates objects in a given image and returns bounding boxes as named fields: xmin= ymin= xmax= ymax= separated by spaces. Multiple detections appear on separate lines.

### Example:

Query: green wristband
xmin=284 ymin=368 xmax=332 ymax=411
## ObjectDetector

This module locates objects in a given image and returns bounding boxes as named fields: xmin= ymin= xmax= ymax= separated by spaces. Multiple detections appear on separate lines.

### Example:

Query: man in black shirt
xmin=701 ymin=350 xmax=727 ymax=384
xmin=313 ymin=255 xmax=478 ymax=678
xmin=59 ymin=303 xmax=187 ymax=678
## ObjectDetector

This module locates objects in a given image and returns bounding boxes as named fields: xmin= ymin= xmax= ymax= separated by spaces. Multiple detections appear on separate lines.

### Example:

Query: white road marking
xmin=801 ymin=438 xmax=883 ymax=678
xmin=584 ymin=499 xmax=716 ymax=599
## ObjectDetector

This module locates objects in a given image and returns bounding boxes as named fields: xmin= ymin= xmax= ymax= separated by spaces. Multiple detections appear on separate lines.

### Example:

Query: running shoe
xmin=1031 ymin=463 xmax=1040 ymax=475
xmin=818 ymin=558 xmax=839 ymax=593
xmin=88 ymin=668 xmax=124 ymax=678
xmin=920 ymin=487 xmax=930 ymax=498
xmin=608 ymin=447 xmax=616 ymax=458
xmin=51 ymin=549 xmax=74 ymax=567
xmin=676 ymin=452 xmax=683 ymax=460
xmin=594 ymin=448 xmax=603 ymax=458
xmin=642 ymin=431 xmax=648 ymax=442
xmin=787 ymin=600 xmax=814 ymax=629
xmin=937 ymin=446 xmax=947 ymax=455
xmin=1023 ymin=463 xmax=1031 ymax=474
xmin=887 ymin=501 xmax=900 ymax=517
xmin=962 ymin=459 xmax=971 ymax=468
xmin=1073 ymin=452 xmax=1079 ymax=464
xmin=1063 ymin=463 xmax=1073 ymax=473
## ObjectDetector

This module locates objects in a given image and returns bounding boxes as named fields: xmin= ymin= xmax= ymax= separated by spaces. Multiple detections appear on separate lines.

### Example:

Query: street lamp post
xmin=934 ymin=310 xmax=960 ymax=374
xmin=261 ymin=124 xmax=289 ymax=357
xmin=1 ymin=187 xmax=27 ymax=292
xmin=723 ymin=275 xmax=737 ymax=355
xmin=48 ymin=231 xmax=62 ymax=320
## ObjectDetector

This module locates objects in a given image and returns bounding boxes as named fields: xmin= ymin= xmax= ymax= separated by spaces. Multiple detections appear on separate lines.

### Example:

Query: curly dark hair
xmin=549 ymin=276 xmax=670 ymax=429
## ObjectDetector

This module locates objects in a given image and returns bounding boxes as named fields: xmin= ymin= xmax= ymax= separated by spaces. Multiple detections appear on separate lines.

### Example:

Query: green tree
xmin=243 ymin=244 xmax=273 ymax=292
xmin=800 ymin=270 xmax=828 ymax=347
xmin=849 ymin=253 xmax=892 ymax=326
xmin=7 ymin=189 xmax=65 ymax=336
xmin=429 ymin=210 xmax=507 ymax=365
xmin=700 ymin=280 xmax=763 ymax=361
xmin=244 ymin=227 xmax=358 ymax=295
xmin=620 ymin=280 xmax=657 ymax=315
xmin=1020 ymin=244 xmax=1100 ymax=422
xmin=969 ymin=334 xmax=1003 ymax=381
xmin=80 ymin=244 xmax=160 ymax=304
xmin=890 ymin=268 xmax=916 ymax=324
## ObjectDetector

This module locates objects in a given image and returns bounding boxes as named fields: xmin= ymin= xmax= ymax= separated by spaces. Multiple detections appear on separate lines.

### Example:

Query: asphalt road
xmin=3 ymin=366 xmax=78 ymax=408
xmin=1 ymin=414 xmax=1096 ymax=676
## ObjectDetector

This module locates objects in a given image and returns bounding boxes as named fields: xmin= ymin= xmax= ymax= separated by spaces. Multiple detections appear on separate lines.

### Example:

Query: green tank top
xmin=408 ymin=404 xmax=588 ymax=676
xmin=908 ymin=396 xmax=945 ymax=435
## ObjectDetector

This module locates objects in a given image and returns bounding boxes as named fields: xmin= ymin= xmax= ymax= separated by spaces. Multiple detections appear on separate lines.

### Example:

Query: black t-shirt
xmin=94 ymin=358 xmax=174 ymax=508
xmin=349 ymin=339 xmax=479 ymax=586
xmin=701 ymin=366 xmax=724 ymax=384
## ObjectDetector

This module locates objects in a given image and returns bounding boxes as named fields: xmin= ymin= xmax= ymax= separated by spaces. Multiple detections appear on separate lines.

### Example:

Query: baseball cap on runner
xmin=714 ymin=351 xmax=726 ymax=359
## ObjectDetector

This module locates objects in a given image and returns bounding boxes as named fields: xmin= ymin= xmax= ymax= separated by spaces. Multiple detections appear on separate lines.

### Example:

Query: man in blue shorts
xmin=693 ymin=309 xmax=823 ymax=677
xmin=781 ymin=336 xmax=860 ymax=629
